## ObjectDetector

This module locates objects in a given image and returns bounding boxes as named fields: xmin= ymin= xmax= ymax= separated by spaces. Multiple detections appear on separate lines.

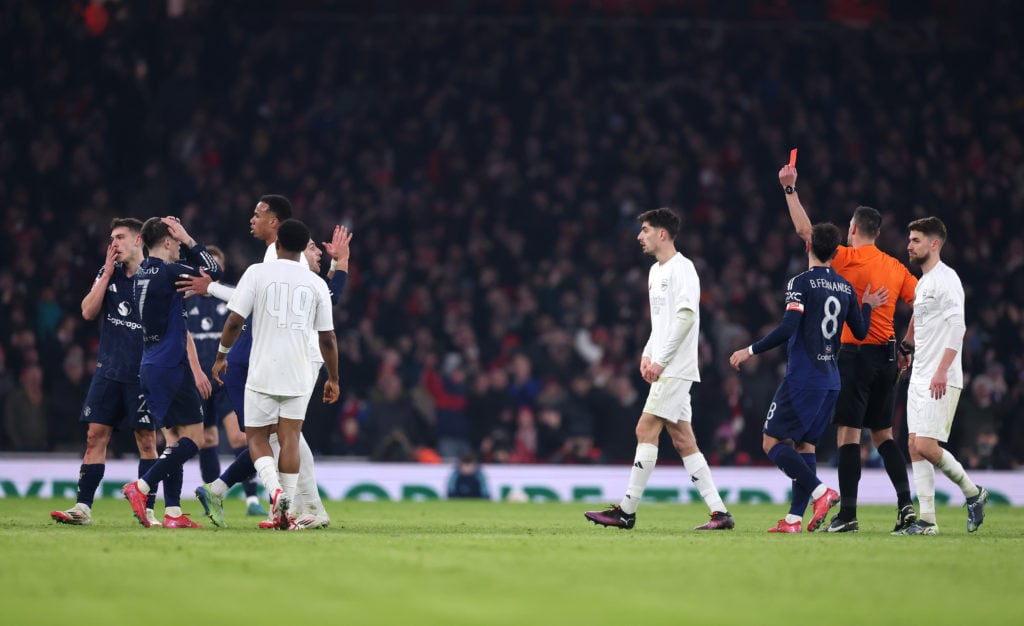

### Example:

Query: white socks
xmin=254 ymin=455 xmax=282 ymax=495
xmin=620 ymin=443 xmax=658 ymax=514
xmin=297 ymin=434 xmax=323 ymax=515
xmin=936 ymin=449 xmax=980 ymax=499
xmin=811 ymin=484 xmax=827 ymax=500
xmin=280 ymin=472 xmax=299 ymax=501
xmin=912 ymin=460 xmax=936 ymax=524
xmin=683 ymin=452 xmax=727 ymax=514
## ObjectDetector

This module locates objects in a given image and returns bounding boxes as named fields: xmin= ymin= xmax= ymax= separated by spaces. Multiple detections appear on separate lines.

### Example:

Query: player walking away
xmin=185 ymin=245 xmax=265 ymax=516
xmin=213 ymin=219 xmax=340 ymax=530
xmin=121 ymin=217 xmax=223 ymax=528
xmin=51 ymin=218 xmax=160 ymax=527
xmin=730 ymin=223 xmax=888 ymax=533
xmin=893 ymin=217 xmax=988 ymax=536
xmin=780 ymin=164 xmax=919 ymax=533
xmin=585 ymin=208 xmax=735 ymax=531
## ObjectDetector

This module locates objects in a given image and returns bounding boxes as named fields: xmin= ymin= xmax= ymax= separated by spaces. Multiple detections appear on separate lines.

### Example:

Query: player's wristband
xmin=218 ymin=344 xmax=231 ymax=355
xmin=898 ymin=341 xmax=914 ymax=356
xmin=329 ymin=259 xmax=338 ymax=272
xmin=784 ymin=185 xmax=796 ymax=195
xmin=748 ymin=345 xmax=755 ymax=356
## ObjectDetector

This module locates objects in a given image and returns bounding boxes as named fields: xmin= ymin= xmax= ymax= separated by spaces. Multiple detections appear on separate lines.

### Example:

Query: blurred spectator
xmin=963 ymin=426 xmax=1016 ymax=471
xmin=46 ymin=345 xmax=89 ymax=452
xmin=447 ymin=451 xmax=491 ymax=499
xmin=3 ymin=364 xmax=48 ymax=451
xmin=364 ymin=372 xmax=428 ymax=462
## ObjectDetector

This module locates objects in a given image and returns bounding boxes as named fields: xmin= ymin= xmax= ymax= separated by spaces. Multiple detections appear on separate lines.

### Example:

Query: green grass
xmin=3 ymin=499 xmax=1022 ymax=625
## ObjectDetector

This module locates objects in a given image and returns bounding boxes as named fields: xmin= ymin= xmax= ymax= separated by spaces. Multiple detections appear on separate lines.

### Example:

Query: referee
xmin=779 ymin=164 xmax=918 ymax=533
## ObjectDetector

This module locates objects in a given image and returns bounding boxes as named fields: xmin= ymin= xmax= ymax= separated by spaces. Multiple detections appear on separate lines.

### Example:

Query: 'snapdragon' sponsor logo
xmin=105 ymin=314 xmax=143 ymax=331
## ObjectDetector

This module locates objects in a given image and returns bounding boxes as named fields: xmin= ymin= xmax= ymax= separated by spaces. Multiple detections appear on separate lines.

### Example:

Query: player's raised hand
xmin=161 ymin=216 xmax=196 ymax=247
xmin=779 ymin=164 xmax=798 ymax=188
xmin=176 ymin=269 xmax=213 ymax=297
xmin=323 ymin=379 xmax=340 ymax=404
xmin=729 ymin=348 xmax=751 ymax=371
xmin=323 ymin=225 xmax=352 ymax=267
xmin=212 ymin=357 xmax=227 ymax=386
xmin=861 ymin=283 xmax=890 ymax=309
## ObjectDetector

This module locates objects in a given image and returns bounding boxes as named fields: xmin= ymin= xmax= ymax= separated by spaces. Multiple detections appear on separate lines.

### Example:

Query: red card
xmin=789 ymin=148 xmax=798 ymax=167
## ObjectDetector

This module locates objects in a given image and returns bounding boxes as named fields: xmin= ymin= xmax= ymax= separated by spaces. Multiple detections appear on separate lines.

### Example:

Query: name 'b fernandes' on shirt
xmin=781 ymin=267 xmax=867 ymax=389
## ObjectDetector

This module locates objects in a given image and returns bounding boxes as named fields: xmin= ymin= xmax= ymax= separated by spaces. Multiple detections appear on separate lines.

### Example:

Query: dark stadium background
xmin=1 ymin=0 xmax=1021 ymax=472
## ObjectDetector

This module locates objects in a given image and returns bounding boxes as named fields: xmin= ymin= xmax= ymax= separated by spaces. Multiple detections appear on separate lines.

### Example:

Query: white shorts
xmin=642 ymin=378 xmax=693 ymax=423
xmin=906 ymin=383 xmax=961 ymax=442
xmin=244 ymin=388 xmax=311 ymax=428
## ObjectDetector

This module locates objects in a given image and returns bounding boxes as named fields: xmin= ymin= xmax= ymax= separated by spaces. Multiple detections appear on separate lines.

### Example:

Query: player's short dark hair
xmin=852 ymin=206 xmax=881 ymax=238
xmin=260 ymin=194 xmax=293 ymax=221
xmin=908 ymin=216 xmax=947 ymax=243
xmin=140 ymin=217 xmax=171 ymax=249
xmin=811 ymin=222 xmax=842 ymax=263
xmin=637 ymin=207 xmax=681 ymax=239
xmin=277 ymin=219 xmax=310 ymax=254
xmin=110 ymin=217 xmax=143 ymax=233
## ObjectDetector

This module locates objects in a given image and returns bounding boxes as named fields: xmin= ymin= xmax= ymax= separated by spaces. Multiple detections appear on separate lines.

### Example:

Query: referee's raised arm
xmin=779 ymin=164 xmax=812 ymax=242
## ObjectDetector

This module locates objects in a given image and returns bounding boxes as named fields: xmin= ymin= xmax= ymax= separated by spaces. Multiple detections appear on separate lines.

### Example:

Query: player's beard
xmin=909 ymin=249 xmax=930 ymax=267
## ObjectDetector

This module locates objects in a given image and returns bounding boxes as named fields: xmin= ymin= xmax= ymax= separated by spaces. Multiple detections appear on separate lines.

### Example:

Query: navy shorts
xmin=763 ymin=379 xmax=839 ymax=446
xmin=201 ymin=384 xmax=235 ymax=428
xmin=221 ymin=361 xmax=248 ymax=431
xmin=140 ymin=364 xmax=204 ymax=429
xmin=80 ymin=375 xmax=155 ymax=431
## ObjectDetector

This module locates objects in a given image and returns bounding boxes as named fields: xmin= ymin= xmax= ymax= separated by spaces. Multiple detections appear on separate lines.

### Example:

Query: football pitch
xmin=3 ymin=499 xmax=1021 ymax=625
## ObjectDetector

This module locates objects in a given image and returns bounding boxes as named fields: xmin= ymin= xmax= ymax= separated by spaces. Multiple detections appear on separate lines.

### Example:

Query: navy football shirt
xmin=753 ymin=266 xmax=872 ymax=389
xmin=94 ymin=263 xmax=144 ymax=383
xmin=135 ymin=244 xmax=223 ymax=368
xmin=186 ymin=291 xmax=232 ymax=373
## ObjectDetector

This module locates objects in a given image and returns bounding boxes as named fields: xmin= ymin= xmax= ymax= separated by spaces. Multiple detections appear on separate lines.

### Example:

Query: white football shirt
xmin=910 ymin=261 xmax=965 ymax=388
xmin=266 ymin=240 xmax=328 ymax=365
xmin=228 ymin=258 xmax=334 ymax=396
xmin=643 ymin=252 xmax=701 ymax=381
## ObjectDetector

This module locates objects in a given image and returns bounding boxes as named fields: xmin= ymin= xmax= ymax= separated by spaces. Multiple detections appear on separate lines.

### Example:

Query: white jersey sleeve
xmin=227 ymin=266 xmax=257 ymax=318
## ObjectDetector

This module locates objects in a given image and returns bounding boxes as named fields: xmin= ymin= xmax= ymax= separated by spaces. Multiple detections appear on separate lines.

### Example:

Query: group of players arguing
xmin=51 ymin=196 xmax=349 ymax=530
xmin=51 ymin=159 xmax=990 ymax=535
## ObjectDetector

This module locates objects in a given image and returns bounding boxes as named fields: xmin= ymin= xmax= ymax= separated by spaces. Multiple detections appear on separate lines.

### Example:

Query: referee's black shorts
xmin=832 ymin=343 xmax=898 ymax=431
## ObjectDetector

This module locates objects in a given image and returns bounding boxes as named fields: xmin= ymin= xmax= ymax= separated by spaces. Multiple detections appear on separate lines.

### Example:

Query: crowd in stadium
xmin=1 ymin=0 xmax=1021 ymax=470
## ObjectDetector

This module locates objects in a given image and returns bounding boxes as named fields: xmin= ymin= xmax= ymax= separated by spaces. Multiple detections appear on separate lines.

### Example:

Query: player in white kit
xmin=213 ymin=219 xmax=340 ymax=529
xmin=585 ymin=208 xmax=734 ymax=531
xmin=894 ymin=217 xmax=988 ymax=535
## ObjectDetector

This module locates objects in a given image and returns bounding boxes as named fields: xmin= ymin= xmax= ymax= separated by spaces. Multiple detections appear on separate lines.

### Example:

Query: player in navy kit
xmin=185 ymin=245 xmax=264 ymax=515
xmin=122 ymin=216 xmax=222 ymax=528
xmin=730 ymin=223 xmax=888 ymax=533
xmin=50 ymin=218 xmax=160 ymax=526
